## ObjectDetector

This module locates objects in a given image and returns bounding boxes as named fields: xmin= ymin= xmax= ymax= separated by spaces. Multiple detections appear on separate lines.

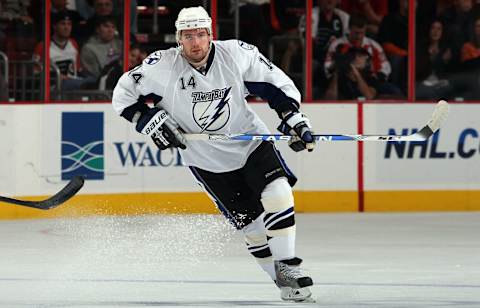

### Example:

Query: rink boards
xmin=0 ymin=102 xmax=479 ymax=218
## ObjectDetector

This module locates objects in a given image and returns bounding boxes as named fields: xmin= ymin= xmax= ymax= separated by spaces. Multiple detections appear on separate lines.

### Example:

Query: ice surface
xmin=0 ymin=212 xmax=479 ymax=307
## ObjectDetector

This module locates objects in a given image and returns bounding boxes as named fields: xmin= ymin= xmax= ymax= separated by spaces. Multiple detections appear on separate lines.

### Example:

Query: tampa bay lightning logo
xmin=192 ymin=87 xmax=231 ymax=132
xmin=238 ymin=40 xmax=254 ymax=50
xmin=144 ymin=51 xmax=161 ymax=65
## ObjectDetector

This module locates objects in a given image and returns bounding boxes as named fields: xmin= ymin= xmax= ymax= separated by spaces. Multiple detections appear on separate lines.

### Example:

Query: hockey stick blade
xmin=183 ymin=100 xmax=450 ymax=142
xmin=0 ymin=176 xmax=85 ymax=210
xmin=394 ymin=99 xmax=450 ymax=142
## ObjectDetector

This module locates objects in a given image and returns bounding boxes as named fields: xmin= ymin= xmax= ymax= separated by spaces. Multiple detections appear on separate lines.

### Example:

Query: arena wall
xmin=0 ymin=103 xmax=479 ymax=219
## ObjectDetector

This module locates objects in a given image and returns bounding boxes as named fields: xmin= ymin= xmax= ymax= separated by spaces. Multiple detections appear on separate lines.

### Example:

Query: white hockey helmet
xmin=175 ymin=6 xmax=212 ymax=43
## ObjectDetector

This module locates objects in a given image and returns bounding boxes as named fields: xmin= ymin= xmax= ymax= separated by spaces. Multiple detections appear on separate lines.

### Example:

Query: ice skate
xmin=280 ymin=286 xmax=315 ymax=303
xmin=275 ymin=258 xmax=314 ymax=302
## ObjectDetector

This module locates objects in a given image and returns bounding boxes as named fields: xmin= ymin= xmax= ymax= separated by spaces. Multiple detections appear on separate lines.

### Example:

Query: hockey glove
xmin=277 ymin=111 xmax=316 ymax=152
xmin=135 ymin=107 xmax=187 ymax=150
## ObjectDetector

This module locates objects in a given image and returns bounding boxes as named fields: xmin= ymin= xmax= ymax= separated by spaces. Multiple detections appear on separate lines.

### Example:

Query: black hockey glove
xmin=277 ymin=111 xmax=316 ymax=152
xmin=135 ymin=107 xmax=187 ymax=150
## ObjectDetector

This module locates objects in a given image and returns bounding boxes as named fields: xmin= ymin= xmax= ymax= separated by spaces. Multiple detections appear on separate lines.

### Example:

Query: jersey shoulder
xmin=140 ymin=47 xmax=180 ymax=74
xmin=215 ymin=39 xmax=258 ymax=56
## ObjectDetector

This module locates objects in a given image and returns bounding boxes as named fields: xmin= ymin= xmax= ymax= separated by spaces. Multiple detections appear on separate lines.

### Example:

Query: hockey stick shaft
xmin=0 ymin=176 xmax=84 ymax=210
xmin=184 ymin=130 xmax=425 ymax=142
xmin=184 ymin=101 xmax=450 ymax=142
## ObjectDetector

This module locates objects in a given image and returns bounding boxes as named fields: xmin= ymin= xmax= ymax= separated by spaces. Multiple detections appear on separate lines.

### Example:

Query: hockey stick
xmin=184 ymin=100 xmax=449 ymax=142
xmin=0 ymin=176 xmax=84 ymax=210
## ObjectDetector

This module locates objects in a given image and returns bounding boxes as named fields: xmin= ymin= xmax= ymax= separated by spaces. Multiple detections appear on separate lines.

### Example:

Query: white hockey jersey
xmin=112 ymin=40 xmax=301 ymax=172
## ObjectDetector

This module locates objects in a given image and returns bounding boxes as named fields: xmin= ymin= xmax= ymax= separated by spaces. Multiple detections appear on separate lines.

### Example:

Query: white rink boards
xmin=0 ymin=102 xmax=479 ymax=217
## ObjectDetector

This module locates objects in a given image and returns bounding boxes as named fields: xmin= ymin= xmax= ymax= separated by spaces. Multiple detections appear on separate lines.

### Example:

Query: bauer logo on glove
xmin=142 ymin=109 xmax=169 ymax=135
xmin=136 ymin=108 xmax=187 ymax=150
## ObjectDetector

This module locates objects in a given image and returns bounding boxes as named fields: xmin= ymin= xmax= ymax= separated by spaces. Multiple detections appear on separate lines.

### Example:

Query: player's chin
xmin=189 ymin=52 xmax=206 ymax=62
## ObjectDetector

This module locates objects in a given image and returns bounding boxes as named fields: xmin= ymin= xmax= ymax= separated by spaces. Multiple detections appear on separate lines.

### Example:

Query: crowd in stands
xmin=0 ymin=0 xmax=140 ymax=100
xmin=416 ymin=0 xmax=480 ymax=100
xmin=2 ymin=0 xmax=480 ymax=101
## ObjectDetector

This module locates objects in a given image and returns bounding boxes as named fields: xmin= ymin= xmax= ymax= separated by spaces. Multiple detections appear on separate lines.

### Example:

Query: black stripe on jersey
xmin=189 ymin=44 xmax=216 ymax=75
xmin=120 ymin=93 xmax=163 ymax=122
xmin=120 ymin=101 xmax=150 ymax=122
xmin=204 ymin=43 xmax=215 ymax=74
xmin=244 ymin=82 xmax=300 ymax=117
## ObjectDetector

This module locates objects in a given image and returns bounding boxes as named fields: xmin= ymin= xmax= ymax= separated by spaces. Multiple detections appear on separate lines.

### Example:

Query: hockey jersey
xmin=112 ymin=40 xmax=301 ymax=172
xmin=33 ymin=38 xmax=80 ymax=77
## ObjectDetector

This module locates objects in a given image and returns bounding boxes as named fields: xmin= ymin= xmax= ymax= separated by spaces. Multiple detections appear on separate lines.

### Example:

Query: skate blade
xmin=287 ymin=296 xmax=316 ymax=303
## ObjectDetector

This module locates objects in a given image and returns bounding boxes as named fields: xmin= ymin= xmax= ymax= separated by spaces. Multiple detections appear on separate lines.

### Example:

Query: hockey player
xmin=112 ymin=6 xmax=316 ymax=302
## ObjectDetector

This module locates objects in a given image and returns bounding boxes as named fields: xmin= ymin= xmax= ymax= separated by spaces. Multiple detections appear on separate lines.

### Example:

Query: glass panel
xmin=315 ymin=0 xmax=406 ymax=100
xmin=416 ymin=0 xmax=479 ymax=101
xmin=219 ymin=0 xmax=307 ymax=97
xmin=0 ymin=0 xmax=43 ymax=102
xmin=44 ymin=0 xmax=125 ymax=101
xmin=135 ymin=1 xmax=207 ymax=53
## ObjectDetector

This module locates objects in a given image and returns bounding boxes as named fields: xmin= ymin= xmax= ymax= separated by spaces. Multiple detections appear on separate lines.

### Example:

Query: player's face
xmin=179 ymin=28 xmax=211 ymax=63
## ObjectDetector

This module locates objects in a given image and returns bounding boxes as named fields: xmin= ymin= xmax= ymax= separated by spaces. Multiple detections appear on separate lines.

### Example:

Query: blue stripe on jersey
xmin=244 ymin=81 xmax=299 ymax=114
xmin=188 ymin=166 xmax=241 ymax=229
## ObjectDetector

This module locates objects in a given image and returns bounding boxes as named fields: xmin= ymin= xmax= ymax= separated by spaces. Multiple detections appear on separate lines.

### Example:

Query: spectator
xmin=325 ymin=15 xmax=390 ymax=78
xmin=415 ymin=0 xmax=436 ymax=36
xmin=78 ymin=0 xmax=115 ymax=44
xmin=230 ymin=0 xmax=272 ymax=55
xmin=0 ymin=0 xmax=34 ymax=38
xmin=102 ymin=44 xmax=147 ymax=91
xmin=306 ymin=0 xmax=349 ymax=50
xmin=51 ymin=0 xmax=86 ymax=39
xmin=75 ymin=0 xmax=95 ymax=20
xmin=270 ymin=0 xmax=306 ymax=88
xmin=128 ymin=44 xmax=147 ymax=69
xmin=271 ymin=0 xmax=306 ymax=33
xmin=340 ymin=0 xmax=388 ymax=35
xmin=416 ymin=20 xmax=454 ymax=99
xmin=325 ymin=14 xmax=403 ymax=98
xmin=455 ymin=16 xmax=480 ymax=99
xmin=461 ymin=17 xmax=480 ymax=63
xmin=0 ymin=0 xmax=33 ymax=25
xmin=300 ymin=0 xmax=349 ymax=97
xmin=378 ymin=0 xmax=408 ymax=93
xmin=439 ymin=0 xmax=476 ymax=64
xmin=33 ymin=11 xmax=92 ymax=91
xmin=324 ymin=45 xmax=378 ymax=99
xmin=80 ymin=15 xmax=122 ymax=82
